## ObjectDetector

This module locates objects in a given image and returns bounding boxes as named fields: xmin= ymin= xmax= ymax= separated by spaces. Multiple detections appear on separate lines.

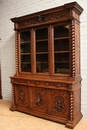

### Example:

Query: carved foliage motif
xmin=11 ymin=78 xmax=68 ymax=88
xmin=15 ymin=86 xmax=28 ymax=107
xmin=32 ymin=88 xmax=47 ymax=112
xmin=34 ymin=92 xmax=44 ymax=107
xmin=18 ymin=89 xmax=26 ymax=104
xmin=19 ymin=11 xmax=69 ymax=28
xmin=53 ymin=95 xmax=65 ymax=112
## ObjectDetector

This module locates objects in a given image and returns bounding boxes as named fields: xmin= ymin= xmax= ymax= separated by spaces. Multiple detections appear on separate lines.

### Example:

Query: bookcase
xmin=10 ymin=2 xmax=83 ymax=128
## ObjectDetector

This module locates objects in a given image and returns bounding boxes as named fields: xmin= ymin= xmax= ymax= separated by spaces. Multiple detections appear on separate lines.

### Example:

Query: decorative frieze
xmin=18 ymin=11 xmax=70 ymax=28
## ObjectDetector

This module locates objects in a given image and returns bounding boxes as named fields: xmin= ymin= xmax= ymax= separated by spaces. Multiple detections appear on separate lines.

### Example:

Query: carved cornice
xmin=18 ymin=11 xmax=70 ymax=29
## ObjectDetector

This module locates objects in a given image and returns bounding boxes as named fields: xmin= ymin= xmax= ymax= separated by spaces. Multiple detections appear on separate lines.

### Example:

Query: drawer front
xmin=14 ymin=85 xmax=29 ymax=108
xmin=30 ymin=87 xmax=47 ymax=113
xmin=49 ymin=89 xmax=70 ymax=119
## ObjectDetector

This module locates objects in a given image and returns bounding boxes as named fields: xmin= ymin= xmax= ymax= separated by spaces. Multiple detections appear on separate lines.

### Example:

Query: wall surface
xmin=0 ymin=0 xmax=87 ymax=118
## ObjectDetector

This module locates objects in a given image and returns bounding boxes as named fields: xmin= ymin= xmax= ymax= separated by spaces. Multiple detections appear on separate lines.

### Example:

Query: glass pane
xmin=21 ymin=43 xmax=30 ymax=53
xmin=54 ymin=39 xmax=69 ymax=51
xmin=36 ymin=41 xmax=48 ymax=52
xmin=21 ymin=54 xmax=31 ymax=72
xmin=20 ymin=31 xmax=30 ymax=42
xmin=21 ymin=63 xmax=31 ymax=72
xmin=21 ymin=54 xmax=31 ymax=63
xmin=55 ymin=63 xmax=69 ymax=74
xmin=55 ymin=53 xmax=69 ymax=62
xmin=54 ymin=24 xmax=70 ymax=74
xmin=54 ymin=25 xmax=69 ymax=38
xmin=36 ymin=28 xmax=48 ymax=40
xmin=36 ymin=54 xmax=48 ymax=73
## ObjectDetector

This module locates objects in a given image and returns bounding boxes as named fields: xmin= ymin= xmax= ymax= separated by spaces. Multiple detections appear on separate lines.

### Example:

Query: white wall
xmin=0 ymin=0 xmax=87 ymax=118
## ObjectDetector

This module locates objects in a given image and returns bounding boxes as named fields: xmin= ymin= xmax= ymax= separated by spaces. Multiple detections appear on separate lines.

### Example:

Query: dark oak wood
xmin=10 ymin=2 xmax=83 ymax=128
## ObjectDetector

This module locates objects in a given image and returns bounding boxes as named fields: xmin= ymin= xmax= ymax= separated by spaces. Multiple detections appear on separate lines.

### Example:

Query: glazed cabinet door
xmin=53 ymin=23 xmax=70 ymax=75
xmin=19 ymin=30 xmax=31 ymax=73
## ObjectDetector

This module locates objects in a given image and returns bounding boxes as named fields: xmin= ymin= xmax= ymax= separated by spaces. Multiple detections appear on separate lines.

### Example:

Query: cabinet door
xmin=49 ymin=89 xmax=69 ymax=119
xmin=31 ymin=87 xmax=47 ymax=113
xmin=54 ymin=24 xmax=70 ymax=74
xmin=20 ymin=31 xmax=31 ymax=72
xmin=15 ymin=85 xmax=29 ymax=108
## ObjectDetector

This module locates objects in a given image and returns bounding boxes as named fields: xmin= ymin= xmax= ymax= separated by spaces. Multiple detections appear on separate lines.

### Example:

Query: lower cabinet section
xmin=10 ymin=78 xmax=83 ymax=129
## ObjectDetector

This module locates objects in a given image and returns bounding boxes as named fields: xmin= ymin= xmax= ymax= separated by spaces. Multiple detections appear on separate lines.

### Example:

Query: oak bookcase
xmin=10 ymin=2 xmax=83 ymax=128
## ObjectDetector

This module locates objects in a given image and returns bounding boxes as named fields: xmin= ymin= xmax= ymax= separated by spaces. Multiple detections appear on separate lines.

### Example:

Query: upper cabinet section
xmin=11 ymin=2 xmax=83 ymax=30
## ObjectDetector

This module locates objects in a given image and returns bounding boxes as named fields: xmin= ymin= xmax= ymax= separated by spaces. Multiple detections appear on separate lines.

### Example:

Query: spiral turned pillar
xmin=71 ymin=20 xmax=75 ymax=78
xmin=15 ymin=31 xmax=19 ymax=75
xmin=70 ymin=92 xmax=73 ymax=120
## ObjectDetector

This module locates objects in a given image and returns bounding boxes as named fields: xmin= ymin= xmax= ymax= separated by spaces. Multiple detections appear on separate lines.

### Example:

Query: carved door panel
xmin=49 ymin=89 xmax=70 ymax=119
xmin=15 ymin=85 xmax=29 ymax=108
xmin=31 ymin=87 xmax=47 ymax=113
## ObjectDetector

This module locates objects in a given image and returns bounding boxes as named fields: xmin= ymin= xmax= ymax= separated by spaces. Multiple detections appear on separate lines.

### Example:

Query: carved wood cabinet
xmin=10 ymin=2 xmax=83 ymax=128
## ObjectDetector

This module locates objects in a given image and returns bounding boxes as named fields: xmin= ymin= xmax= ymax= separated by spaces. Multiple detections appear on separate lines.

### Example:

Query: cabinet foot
xmin=10 ymin=105 xmax=16 ymax=111
xmin=66 ymin=112 xmax=83 ymax=129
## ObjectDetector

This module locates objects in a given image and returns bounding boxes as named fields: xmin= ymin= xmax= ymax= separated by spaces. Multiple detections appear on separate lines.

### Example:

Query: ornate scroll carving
xmin=34 ymin=92 xmax=44 ymax=107
xmin=35 ymin=15 xmax=47 ymax=23
xmin=19 ymin=11 xmax=69 ymax=28
xmin=53 ymin=95 xmax=65 ymax=112
xmin=71 ymin=20 xmax=75 ymax=77
xmin=18 ymin=89 xmax=26 ymax=104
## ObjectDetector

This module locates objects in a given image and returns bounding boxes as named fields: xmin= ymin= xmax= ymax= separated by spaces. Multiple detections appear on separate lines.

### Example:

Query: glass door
xmin=36 ymin=28 xmax=48 ymax=73
xmin=54 ymin=24 xmax=70 ymax=74
xmin=20 ymin=31 xmax=31 ymax=72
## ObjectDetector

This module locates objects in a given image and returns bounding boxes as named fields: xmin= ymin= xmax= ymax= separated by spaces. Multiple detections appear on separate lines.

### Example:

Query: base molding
xmin=66 ymin=112 xmax=83 ymax=129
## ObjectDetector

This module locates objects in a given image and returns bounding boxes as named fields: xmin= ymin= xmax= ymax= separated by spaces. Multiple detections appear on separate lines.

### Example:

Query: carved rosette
xmin=15 ymin=31 xmax=19 ymax=75
xmin=34 ymin=92 xmax=44 ymax=107
xmin=70 ymin=92 xmax=73 ymax=120
xmin=71 ymin=20 xmax=75 ymax=77
xmin=53 ymin=95 xmax=65 ymax=112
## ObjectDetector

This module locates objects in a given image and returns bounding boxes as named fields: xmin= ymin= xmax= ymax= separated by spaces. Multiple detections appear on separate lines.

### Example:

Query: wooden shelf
xmin=54 ymin=37 xmax=69 ymax=40
xmin=20 ymin=41 xmax=30 ymax=44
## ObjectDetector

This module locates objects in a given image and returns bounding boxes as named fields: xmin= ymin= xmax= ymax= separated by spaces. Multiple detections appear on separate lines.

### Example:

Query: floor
xmin=0 ymin=100 xmax=87 ymax=130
